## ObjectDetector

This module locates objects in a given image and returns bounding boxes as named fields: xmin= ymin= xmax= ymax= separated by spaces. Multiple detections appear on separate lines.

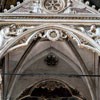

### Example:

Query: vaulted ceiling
xmin=0 ymin=0 xmax=100 ymax=12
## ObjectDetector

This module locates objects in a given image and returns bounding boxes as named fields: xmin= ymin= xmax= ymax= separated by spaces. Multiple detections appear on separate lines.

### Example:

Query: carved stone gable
xmin=5 ymin=0 xmax=99 ymax=14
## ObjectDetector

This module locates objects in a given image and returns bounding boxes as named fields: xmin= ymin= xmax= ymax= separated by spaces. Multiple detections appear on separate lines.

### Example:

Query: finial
xmin=17 ymin=2 xmax=21 ymax=6
xmin=4 ymin=9 xmax=8 ymax=13
xmin=10 ymin=5 xmax=14 ymax=9
xmin=98 ymin=9 xmax=100 ymax=13
xmin=85 ymin=1 xmax=90 ymax=5
xmin=92 ymin=5 xmax=96 ymax=9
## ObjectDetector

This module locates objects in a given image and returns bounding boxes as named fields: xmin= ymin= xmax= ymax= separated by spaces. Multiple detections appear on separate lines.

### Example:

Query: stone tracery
xmin=43 ymin=0 xmax=65 ymax=14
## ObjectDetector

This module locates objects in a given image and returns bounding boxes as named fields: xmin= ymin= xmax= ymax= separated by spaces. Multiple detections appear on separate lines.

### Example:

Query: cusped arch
xmin=3 ymin=24 xmax=96 ymax=100
xmin=0 ymin=24 xmax=100 ymax=59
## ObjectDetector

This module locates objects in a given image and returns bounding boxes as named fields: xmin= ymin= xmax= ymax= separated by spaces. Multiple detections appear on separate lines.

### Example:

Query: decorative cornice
xmin=0 ymin=14 xmax=100 ymax=20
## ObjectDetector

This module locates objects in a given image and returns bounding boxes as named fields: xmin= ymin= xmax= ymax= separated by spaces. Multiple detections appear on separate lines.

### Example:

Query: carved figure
xmin=67 ymin=0 xmax=73 ymax=7
xmin=88 ymin=25 xmax=97 ymax=38
xmin=0 ymin=24 xmax=35 ymax=49
xmin=17 ymin=26 xmax=34 ymax=35
xmin=30 ymin=0 xmax=42 ymax=13
xmin=0 ymin=24 xmax=17 ymax=49
xmin=88 ymin=25 xmax=100 ymax=45
xmin=64 ymin=0 xmax=73 ymax=14
xmin=94 ymin=28 xmax=100 ymax=45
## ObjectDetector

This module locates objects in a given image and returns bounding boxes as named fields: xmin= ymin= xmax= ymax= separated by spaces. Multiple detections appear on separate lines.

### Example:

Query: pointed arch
xmin=7 ymin=45 xmax=94 ymax=100
xmin=2 ymin=24 xmax=97 ymax=100
xmin=0 ymin=24 xmax=100 ymax=60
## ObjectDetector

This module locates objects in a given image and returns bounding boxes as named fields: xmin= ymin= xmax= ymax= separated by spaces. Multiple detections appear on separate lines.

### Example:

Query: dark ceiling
xmin=0 ymin=0 xmax=100 ymax=12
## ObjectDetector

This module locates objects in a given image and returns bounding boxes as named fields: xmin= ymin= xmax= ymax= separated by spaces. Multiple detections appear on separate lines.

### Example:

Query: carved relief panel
xmin=5 ymin=0 xmax=99 ymax=14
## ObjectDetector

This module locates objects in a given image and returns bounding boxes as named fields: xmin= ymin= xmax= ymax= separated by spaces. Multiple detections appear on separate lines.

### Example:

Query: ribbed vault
xmin=4 ymin=24 xmax=95 ymax=100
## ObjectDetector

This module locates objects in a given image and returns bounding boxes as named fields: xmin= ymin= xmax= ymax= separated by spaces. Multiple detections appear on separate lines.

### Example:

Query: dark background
xmin=0 ymin=0 xmax=100 ymax=12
